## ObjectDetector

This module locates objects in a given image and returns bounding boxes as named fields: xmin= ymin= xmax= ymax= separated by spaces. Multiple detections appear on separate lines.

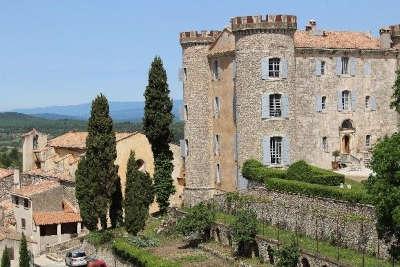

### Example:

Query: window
xmin=21 ymin=218 xmax=26 ymax=230
xmin=269 ymin=94 xmax=282 ymax=117
xmin=322 ymin=137 xmax=328 ymax=152
xmin=365 ymin=96 xmax=370 ymax=109
xmin=366 ymin=135 xmax=372 ymax=147
xmin=216 ymin=164 xmax=221 ymax=184
xmin=185 ymin=139 xmax=189 ymax=156
xmin=23 ymin=199 xmax=29 ymax=208
xmin=341 ymin=57 xmax=349 ymax=74
xmin=270 ymin=137 xmax=282 ymax=165
xmin=320 ymin=61 xmax=326 ymax=75
xmin=321 ymin=96 xmax=327 ymax=110
xmin=268 ymin=58 xmax=280 ymax=78
xmin=212 ymin=60 xmax=219 ymax=80
xmin=33 ymin=135 xmax=39 ymax=150
xmin=183 ymin=68 xmax=187 ymax=81
xmin=184 ymin=105 xmax=188 ymax=120
xmin=214 ymin=97 xmax=221 ymax=117
xmin=214 ymin=134 xmax=220 ymax=156
xmin=342 ymin=90 xmax=351 ymax=110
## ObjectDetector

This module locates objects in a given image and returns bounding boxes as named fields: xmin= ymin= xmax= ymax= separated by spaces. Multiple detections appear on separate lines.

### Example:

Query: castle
xmin=180 ymin=14 xmax=400 ymax=205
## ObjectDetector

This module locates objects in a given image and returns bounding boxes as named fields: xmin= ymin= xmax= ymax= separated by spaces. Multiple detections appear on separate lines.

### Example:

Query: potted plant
xmin=332 ymin=150 xmax=340 ymax=170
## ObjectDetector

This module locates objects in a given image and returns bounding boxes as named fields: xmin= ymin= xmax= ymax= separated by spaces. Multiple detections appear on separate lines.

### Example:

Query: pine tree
xmin=124 ymin=152 xmax=154 ymax=235
xmin=1 ymin=247 xmax=10 ymax=267
xmin=391 ymin=70 xmax=400 ymax=113
xmin=143 ymin=56 xmax=175 ymax=214
xmin=75 ymin=94 xmax=119 ymax=230
xmin=19 ymin=233 xmax=30 ymax=267
xmin=109 ymin=176 xmax=124 ymax=228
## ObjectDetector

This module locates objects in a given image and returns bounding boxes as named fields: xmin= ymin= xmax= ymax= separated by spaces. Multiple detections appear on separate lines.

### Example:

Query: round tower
xmin=231 ymin=14 xmax=298 ymax=169
xmin=179 ymin=30 xmax=220 ymax=206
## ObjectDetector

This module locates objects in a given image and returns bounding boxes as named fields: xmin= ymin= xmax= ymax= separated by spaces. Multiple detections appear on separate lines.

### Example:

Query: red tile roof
xmin=294 ymin=31 xmax=381 ymax=50
xmin=12 ymin=180 xmax=60 ymax=198
xmin=0 ymin=169 xmax=13 ymax=180
xmin=33 ymin=211 xmax=81 ymax=226
xmin=24 ymin=169 xmax=74 ymax=182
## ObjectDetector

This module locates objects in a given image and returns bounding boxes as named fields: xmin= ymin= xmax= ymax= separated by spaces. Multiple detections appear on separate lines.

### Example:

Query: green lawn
xmin=215 ymin=212 xmax=397 ymax=267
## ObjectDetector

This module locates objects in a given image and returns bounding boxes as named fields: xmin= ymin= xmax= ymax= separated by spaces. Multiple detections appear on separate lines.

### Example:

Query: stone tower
xmin=231 ymin=15 xmax=298 ymax=169
xmin=180 ymin=31 xmax=221 ymax=204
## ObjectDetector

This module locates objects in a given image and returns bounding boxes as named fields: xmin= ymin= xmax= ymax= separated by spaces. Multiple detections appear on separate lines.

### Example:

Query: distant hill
xmin=13 ymin=100 xmax=183 ymax=122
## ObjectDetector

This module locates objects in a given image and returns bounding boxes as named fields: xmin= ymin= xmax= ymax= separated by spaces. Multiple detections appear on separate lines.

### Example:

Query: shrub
xmin=176 ymin=203 xmax=215 ymax=240
xmin=128 ymin=235 xmax=159 ymax=248
xmin=230 ymin=209 xmax=259 ymax=257
xmin=276 ymin=240 xmax=300 ymax=267
xmin=265 ymin=178 xmax=373 ymax=204
xmin=112 ymin=238 xmax=178 ymax=267
xmin=87 ymin=230 xmax=113 ymax=246
xmin=242 ymin=159 xmax=286 ymax=182
xmin=286 ymin=160 xmax=313 ymax=182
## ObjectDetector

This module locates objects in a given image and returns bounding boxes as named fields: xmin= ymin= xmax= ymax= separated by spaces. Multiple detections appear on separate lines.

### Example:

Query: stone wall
xmin=211 ymin=185 xmax=389 ymax=259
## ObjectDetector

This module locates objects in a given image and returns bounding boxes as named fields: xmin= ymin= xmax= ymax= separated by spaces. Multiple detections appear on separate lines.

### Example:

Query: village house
xmin=180 ymin=14 xmax=400 ymax=205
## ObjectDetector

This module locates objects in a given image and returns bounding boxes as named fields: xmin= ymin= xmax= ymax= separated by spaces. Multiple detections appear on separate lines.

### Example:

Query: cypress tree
xmin=75 ymin=94 xmax=119 ymax=230
xmin=109 ymin=176 xmax=124 ymax=228
xmin=143 ymin=56 xmax=175 ymax=214
xmin=19 ymin=233 xmax=30 ymax=267
xmin=124 ymin=152 xmax=154 ymax=235
xmin=1 ymin=247 xmax=10 ymax=267
xmin=391 ymin=70 xmax=400 ymax=113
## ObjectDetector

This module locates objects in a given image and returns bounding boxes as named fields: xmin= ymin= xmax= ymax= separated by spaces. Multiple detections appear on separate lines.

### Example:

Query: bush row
xmin=242 ymin=159 xmax=287 ymax=182
xmin=265 ymin=178 xmax=373 ymax=204
xmin=112 ymin=238 xmax=179 ymax=267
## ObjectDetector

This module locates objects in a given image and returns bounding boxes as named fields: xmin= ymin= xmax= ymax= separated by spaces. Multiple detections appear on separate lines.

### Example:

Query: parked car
xmin=88 ymin=259 xmax=107 ymax=267
xmin=65 ymin=250 xmax=88 ymax=267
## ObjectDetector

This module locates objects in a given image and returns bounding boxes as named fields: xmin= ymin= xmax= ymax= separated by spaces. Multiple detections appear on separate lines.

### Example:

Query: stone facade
xmin=211 ymin=184 xmax=389 ymax=259
xmin=180 ymin=14 xmax=400 ymax=205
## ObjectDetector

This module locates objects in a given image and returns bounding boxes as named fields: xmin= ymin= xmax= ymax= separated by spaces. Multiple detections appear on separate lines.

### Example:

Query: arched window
xmin=269 ymin=94 xmax=282 ymax=117
xmin=270 ymin=137 xmax=282 ymax=165
xmin=342 ymin=90 xmax=351 ymax=110
xmin=269 ymin=58 xmax=280 ymax=78
xmin=341 ymin=119 xmax=353 ymax=129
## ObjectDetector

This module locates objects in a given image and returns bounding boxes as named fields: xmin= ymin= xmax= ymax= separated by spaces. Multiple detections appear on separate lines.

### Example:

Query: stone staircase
xmin=340 ymin=153 xmax=362 ymax=170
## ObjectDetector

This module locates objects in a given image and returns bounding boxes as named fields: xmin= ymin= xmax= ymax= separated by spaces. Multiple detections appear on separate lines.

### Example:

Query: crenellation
xmin=231 ymin=14 xmax=297 ymax=33
xmin=179 ymin=30 xmax=221 ymax=45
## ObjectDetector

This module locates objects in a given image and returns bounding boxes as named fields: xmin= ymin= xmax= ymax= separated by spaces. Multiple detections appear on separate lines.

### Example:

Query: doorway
xmin=342 ymin=135 xmax=350 ymax=154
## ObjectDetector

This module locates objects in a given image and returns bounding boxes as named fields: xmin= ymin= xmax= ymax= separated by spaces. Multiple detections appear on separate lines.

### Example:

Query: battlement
xmin=231 ymin=14 xmax=297 ymax=33
xmin=180 ymin=31 xmax=221 ymax=45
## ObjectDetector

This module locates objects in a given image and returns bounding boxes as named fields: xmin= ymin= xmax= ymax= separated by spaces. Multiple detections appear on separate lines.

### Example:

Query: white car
xmin=65 ymin=250 xmax=87 ymax=267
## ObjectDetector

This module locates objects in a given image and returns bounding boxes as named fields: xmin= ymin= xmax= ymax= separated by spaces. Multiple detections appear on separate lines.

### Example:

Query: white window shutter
xmin=261 ymin=93 xmax=270 ymax=119
xmin=282 ymin=94 xmax=289 ymax=118
xmin=180 ymin=140 xmax=186 ymax=158
xmin=280 ymin=59 xmax=288 ymax=79
xmin=262 ymin=136 xmax=271 ymax=165
xmin=350 ymin=57 xmax=357 ymax=76
xmin=282 ymin=137 xmax=290 ymax=166
xmin=232 ymin=60 xmax=236 ymax=80
xmin=337 ymin=91 xmax=343 ymax=111
xmin=316 ymin=95 xmax=322 ymax=112
xmin=335 ymin=58 xmax=342 ymax=75
xmin=351 ymin=90 xmax=357 ymax=111
xmin=261 ymin=57 xmax=269 ymax=80
xmin=371 ymin=96 xmax=377 ymax=111
xmin=364 ymin=61 xmax=371 ymax=76
xmin=315 ymin=59 xmax=322 ymax=76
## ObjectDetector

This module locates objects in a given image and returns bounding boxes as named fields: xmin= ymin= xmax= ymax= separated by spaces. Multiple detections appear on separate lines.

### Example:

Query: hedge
xmin=112 ymin=238 xmax=179 ymax=267
xmin=287 ymin=160 xmax=345 ymax=186
xmin=265 ymin=178 xmax=373 ymax=204
xmin=242 ymin=159 xmax=287 ymax=182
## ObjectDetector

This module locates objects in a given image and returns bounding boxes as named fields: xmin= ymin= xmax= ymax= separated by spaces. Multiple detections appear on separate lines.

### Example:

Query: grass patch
xmin=175 ymin=254 xmax=208 ymax=264
xmin=215 ymin=212 xmax=392 ymax=267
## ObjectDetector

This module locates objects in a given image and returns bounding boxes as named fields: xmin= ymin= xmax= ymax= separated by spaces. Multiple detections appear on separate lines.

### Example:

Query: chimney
xmin=306 ymin=19 xmax=317 ymax=32
xmin=379 ymin=28 xmax=392 ymax=49
xmin=13 ymin=169 xmax=21 ymax=189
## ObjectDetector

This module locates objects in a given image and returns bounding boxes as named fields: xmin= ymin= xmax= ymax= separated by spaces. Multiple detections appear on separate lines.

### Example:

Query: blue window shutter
xmin=371 ymin=96 xmax=377 ymax=111
xmin=350 ymin=57 xmax=357 ymax=76
xmin=280 ymin=59 xmax=288 ymax=79
xmin=261 ymin=93 xmax=270 ymax=119
xmin=180 ymin=140 xmax=186 ymax=158
xmin=316 ymin=95 xmax=322 ymax=112
xmin=315 ymin=59 xmax=322 ymax=76
xmin=282 ymin=137 xmax=290 ymax=166
xmin=364 ymin=61 xmax=371 ymax=76
xmin=262 ymin=136 xmax=271 ymax=165
xmin=282 ymin=94 xmax=289 ymax=118
xmin=336 ymin=58 xmax=342 ymax=75
xmin=337 ymin=91 xmax=343 ymax=111
xmin=261 ymin=57 xmax=269 ymax=80
xmin=351 ymin=90 xmax=357 ymax=111
xmin=232 ymin=60 xmax=236 ymax=80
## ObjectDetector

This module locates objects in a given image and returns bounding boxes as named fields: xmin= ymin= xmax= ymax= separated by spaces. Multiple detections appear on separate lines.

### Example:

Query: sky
xmin=0 ymin=0 xmax=399 ymax=111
